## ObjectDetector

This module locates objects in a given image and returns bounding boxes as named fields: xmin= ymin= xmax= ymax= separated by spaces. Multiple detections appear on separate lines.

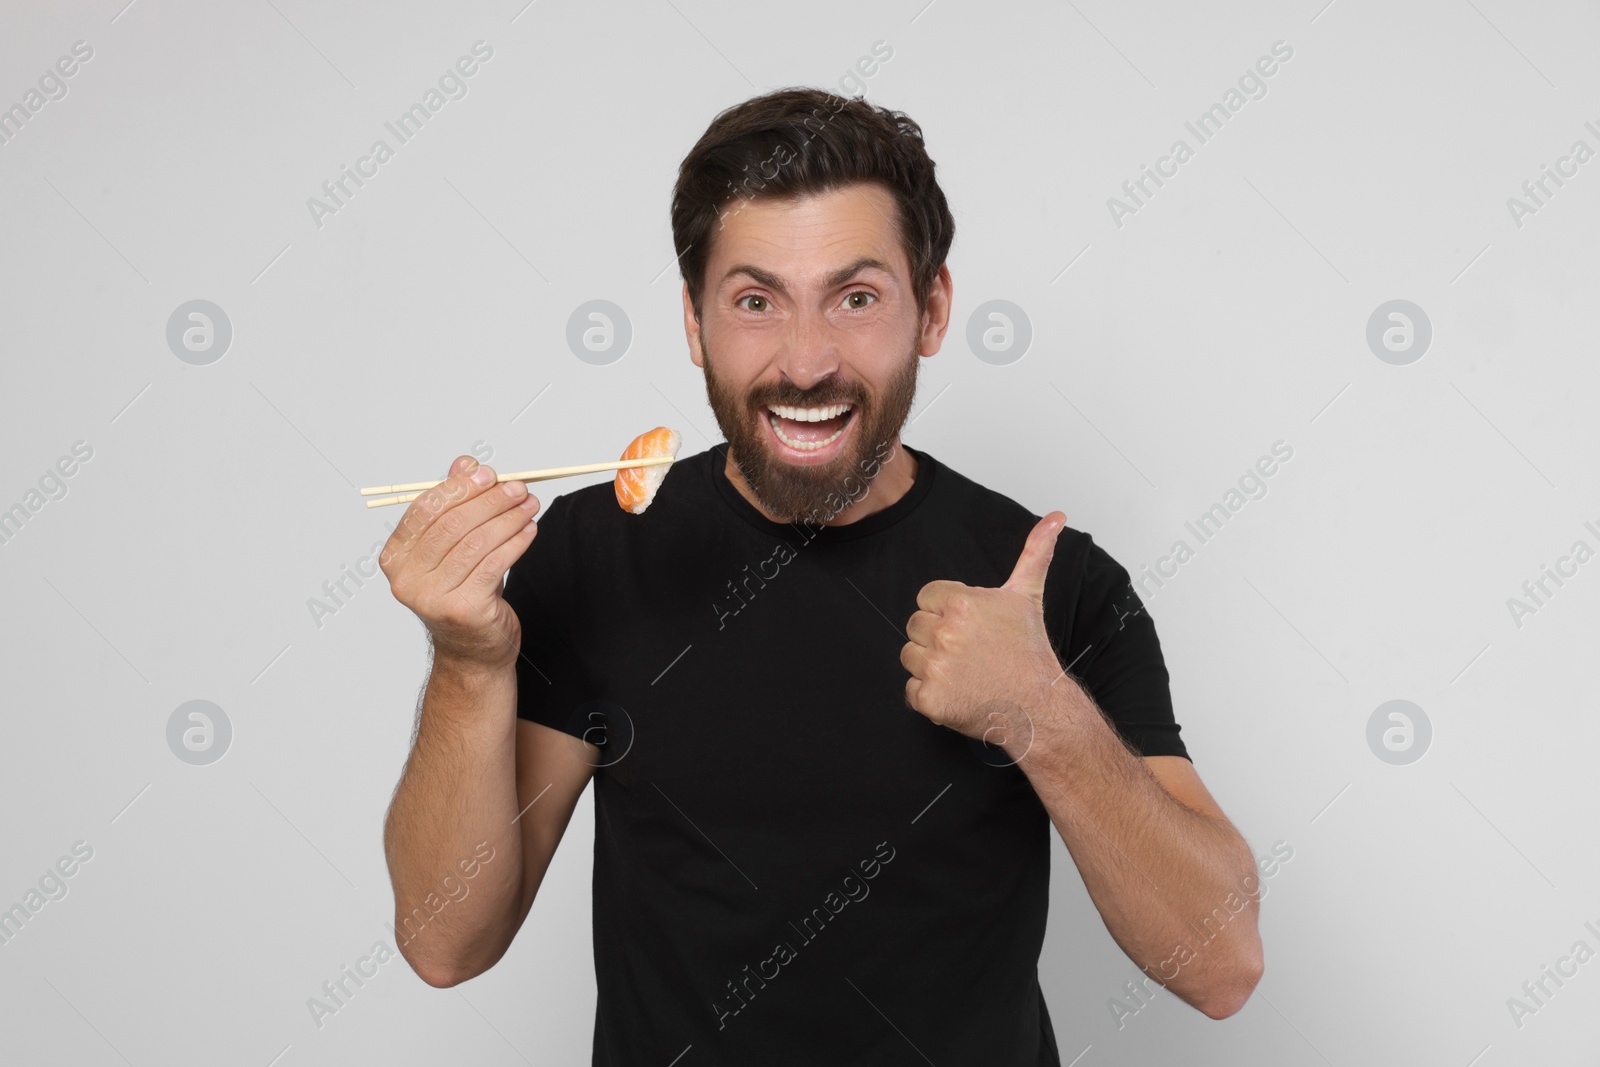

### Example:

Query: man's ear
xmin=917 ymin=262 xmax=954 ymax=358
xmin=682 ymin=283 xmax=705 ymax=368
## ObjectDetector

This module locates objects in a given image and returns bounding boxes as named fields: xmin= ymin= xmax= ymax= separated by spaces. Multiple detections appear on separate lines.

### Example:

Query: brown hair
xmin=670 ymin=86 xmax=955 ymax=324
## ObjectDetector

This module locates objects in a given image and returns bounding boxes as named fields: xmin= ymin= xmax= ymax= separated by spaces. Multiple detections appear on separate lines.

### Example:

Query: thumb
xmin=1003 ymin=511 xmax=1066 ymax=606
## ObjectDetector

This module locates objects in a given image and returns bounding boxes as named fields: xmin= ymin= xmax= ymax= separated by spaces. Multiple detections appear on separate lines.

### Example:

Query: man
xmin=380 ymin=87 xmax=1263 ymax=1065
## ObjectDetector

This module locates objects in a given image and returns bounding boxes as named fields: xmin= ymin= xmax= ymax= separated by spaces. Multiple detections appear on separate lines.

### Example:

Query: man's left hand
xmin=901 ymin=511 xmax=1068 ymax=744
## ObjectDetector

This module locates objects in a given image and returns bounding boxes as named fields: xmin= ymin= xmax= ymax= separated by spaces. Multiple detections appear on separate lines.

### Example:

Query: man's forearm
xmin=1007 ymin=681 xmax=1263 ymax=1018
xmin=383 ymin=655 xmax=525 ymax=984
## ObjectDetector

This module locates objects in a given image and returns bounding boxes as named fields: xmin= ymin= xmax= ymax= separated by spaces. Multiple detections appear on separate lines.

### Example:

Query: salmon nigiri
xmin=614 ymin=427 xmax=682 ymax=515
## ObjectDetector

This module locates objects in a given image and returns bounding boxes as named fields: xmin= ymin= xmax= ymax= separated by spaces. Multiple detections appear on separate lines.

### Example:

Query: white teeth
xmin=769 ymin=412 xmax=850 ymax=451
xmin=766 ymin=402 xmax=852 ymax=423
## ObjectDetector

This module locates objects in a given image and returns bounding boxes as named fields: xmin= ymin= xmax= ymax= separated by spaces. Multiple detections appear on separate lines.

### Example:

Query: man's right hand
xmin=380 ymin=454 xmax=541 ymax=671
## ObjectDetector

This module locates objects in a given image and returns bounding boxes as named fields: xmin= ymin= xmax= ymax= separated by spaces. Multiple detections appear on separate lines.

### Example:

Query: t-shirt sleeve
xmin=1050 ymin=532 xmax=1190 ymax=762
xmin=501 ymin=492 xmax=596 ymax=741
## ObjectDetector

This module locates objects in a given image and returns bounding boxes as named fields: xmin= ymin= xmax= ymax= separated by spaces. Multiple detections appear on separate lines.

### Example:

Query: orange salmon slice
xmin=614 ymin=427 xmax=682 ymax=514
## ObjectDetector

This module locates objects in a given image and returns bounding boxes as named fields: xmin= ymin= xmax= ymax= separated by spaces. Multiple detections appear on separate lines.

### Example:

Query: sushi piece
xmin=614 ymin=427 xmax=682 ymax=514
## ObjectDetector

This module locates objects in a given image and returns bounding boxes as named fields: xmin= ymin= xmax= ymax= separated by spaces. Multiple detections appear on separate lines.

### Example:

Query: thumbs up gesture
xmin=901 ymin=512 xmax=1068 ymax=743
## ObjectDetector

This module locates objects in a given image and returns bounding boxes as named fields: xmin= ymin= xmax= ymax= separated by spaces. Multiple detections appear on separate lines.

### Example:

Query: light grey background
xmin=2 ymin=0 xmax=1596 ymax=1063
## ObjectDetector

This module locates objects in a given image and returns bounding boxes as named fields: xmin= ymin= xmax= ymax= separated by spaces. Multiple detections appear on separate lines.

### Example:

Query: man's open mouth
xmin=765 ymin=402 xmax=855 ymax=452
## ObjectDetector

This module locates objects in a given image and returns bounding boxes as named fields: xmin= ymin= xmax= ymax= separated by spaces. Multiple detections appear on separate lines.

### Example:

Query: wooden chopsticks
xmin=359 ymin=456 xmax=674 ymax=509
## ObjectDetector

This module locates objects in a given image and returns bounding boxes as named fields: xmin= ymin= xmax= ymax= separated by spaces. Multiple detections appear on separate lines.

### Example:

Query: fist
xmin=900 ymin=512 xmax=1067 ymax=743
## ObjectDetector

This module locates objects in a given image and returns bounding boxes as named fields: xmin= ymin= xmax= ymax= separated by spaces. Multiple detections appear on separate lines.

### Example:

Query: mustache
xmin=751 ymin=389 xmax=864 ymax=409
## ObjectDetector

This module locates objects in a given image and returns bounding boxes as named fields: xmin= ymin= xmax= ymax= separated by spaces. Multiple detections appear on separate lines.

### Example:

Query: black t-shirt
xmin=503 ymin=442 xmax=1188 ymax=1066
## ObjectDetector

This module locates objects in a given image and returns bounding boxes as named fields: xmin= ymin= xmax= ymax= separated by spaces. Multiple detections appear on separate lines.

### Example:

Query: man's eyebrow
xmin=718 ymin=256 xmax=895 ymax=296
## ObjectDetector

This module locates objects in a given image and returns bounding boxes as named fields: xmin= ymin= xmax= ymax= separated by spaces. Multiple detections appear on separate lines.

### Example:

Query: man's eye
xmin=737 ymin=295 xmax=769 ymax=312
xmin=842 ymin=290 xmax=876 ymax=311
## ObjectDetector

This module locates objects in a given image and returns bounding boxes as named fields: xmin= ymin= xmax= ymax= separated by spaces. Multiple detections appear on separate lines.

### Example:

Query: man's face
xmin=685 ymin=181 xmax=945 ymax=523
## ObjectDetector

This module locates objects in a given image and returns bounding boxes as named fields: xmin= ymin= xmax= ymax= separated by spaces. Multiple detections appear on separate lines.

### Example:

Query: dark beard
xmin=701 ymin=336 xmax=921 ymax=525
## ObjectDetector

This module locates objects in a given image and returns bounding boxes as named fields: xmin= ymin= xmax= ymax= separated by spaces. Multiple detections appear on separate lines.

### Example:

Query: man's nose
xmin=774 ymin=305 xmax=841 ymax=390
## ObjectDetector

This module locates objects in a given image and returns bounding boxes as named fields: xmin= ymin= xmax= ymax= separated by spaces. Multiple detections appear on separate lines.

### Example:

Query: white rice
xmin=629 ymin=428 xmax=682 ymax=514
